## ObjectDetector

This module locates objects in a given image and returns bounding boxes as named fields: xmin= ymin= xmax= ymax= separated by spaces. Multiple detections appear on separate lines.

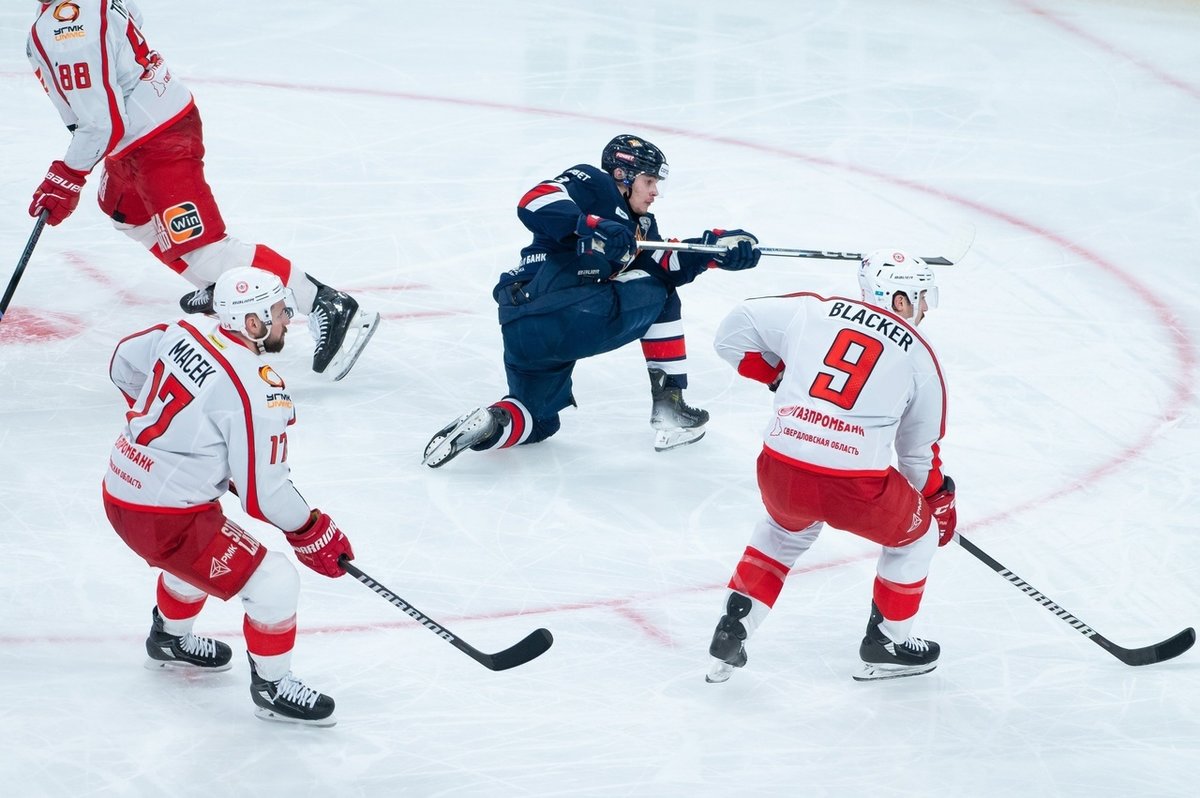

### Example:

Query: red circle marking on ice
xmin=0 ymin=309 xmax=83 ymax=343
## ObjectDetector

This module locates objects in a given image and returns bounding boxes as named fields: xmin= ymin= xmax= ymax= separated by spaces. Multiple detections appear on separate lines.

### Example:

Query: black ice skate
xmin=179 ymin=284 xmax=216 ymax=315
xmin=248 ymin=653 xmax=336 ymax=727
xmin=853 ymin=602 xmax=940 ymax=682
xmin=706 ymin=592 xmax=752 ymax=684
xmin=648 ymin=368 xmax=709 ymax=452
xmin=308 ymin=283 xmax=380 ymax=381
xmin=144 ymin=607 xmax=233 ymax=672
xmin=422 ymin=406 xmax=508 ymax=468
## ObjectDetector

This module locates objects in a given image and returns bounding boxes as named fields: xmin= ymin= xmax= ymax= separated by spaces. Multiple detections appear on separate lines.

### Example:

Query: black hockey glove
xmin=702 ymin=229 xmax=761 ymax=271
xmin=576 ymin=214 xmax=635 ymax=276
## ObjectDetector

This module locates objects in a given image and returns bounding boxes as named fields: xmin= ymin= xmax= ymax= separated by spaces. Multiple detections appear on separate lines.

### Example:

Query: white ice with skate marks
xmin=2 ymin=1 xmax=1199 ymax=796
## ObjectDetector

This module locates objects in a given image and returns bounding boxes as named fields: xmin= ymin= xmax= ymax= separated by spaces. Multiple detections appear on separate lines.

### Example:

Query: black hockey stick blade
xmin=473 ymin=627 xmax=555 ymax=672
xmin=1100 ymin=626 xmax=1195 ymax=667
xmin=339 ymin=556 xmax=553 ymax=671
xmin=958 ymin=534 xmax=1194 ymax=667
xmin=0 ymin=211 xmax=49 ymax=324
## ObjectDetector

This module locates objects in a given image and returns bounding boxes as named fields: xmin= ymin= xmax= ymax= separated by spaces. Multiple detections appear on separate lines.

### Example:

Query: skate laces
xmin=898 ymin=637 xmax=931 ymax=653
xmin=308 ymin=307 xmax=330 ymax=347
xmin=178 ymin=633 xmax=218 ymax=659
xmin=274 ymin=673 xmax=321 ymax=709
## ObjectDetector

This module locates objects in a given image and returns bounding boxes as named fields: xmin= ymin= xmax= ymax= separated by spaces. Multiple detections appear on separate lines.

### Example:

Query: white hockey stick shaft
xmin=636 ymin=228 xmax=975 ymax=267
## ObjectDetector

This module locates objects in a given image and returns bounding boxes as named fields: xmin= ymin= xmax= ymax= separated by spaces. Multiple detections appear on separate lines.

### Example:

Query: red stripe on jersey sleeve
xmin=518 ymin=182 xmax=563 ymax=209
xmin=98 ymin=9 xmax=125 ymax=156
xmin=29 ymin=20 xmax=70 ymax=105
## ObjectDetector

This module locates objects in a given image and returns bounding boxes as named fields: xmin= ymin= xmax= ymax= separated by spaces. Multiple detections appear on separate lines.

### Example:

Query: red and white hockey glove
xmin=30 ymin=160 xmax=87 ymax=226
xmin=736 ymin=351 xmax=785 ymax=391
xmin=286 ymin=511 xmax=354 ymax=578
xmin=926 ymin=476 xmax=957 ymax=546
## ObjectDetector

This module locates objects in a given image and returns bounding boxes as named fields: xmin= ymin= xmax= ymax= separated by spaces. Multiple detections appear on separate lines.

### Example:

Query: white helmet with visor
xmin=858 ymin=249 xmax=938 ymax=320
xmin=212 ymin=267 xmax=294 ymax=340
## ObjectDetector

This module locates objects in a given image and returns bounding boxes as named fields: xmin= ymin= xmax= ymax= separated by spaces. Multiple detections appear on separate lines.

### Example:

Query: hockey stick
xmin=338 ymin=556 xmax=554 ymax=671
xmin=636 ymin=241 xmax=960 ymax=266
xmin=0 ymin=211 xmax=49 ymax=324
xmin=636 ymin=227 xmax=975 ymax=267
xmin=957 ymin=534 xmax=1195 ymax=666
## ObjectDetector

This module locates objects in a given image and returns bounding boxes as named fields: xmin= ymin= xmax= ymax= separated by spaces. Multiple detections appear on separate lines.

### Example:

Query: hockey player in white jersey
xmin=102 ymin=267 xmax=355 ymax=726
xmin=704 ymin=250 xmax=958 ymax=683
xmin=26 ymin=0 xmax=377 ymax=380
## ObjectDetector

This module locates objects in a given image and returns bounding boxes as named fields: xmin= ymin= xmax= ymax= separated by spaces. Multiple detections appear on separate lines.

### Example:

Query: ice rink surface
xmin=2 ymin=1 xmax=1198 ymax=795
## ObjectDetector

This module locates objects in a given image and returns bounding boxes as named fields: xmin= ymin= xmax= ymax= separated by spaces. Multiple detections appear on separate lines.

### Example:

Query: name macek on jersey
xmin=169 ymin=339 xmax=216 ymax=387
xmin=828 ymin=301 xmax=914 ymax=350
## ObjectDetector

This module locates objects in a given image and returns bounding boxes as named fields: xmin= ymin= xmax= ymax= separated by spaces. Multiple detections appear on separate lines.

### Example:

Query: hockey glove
xmin=736 ymin=351 xmax=785 ymax=390
xmin=926 ymin=476 xmax=957 ymax=546
xmin=286 ymin=511 xmax=354 ymax=578
xmin=576 ymin=214 xmax=636 ymax=276
xmin=702 ymin=229 xmax=761 ymax=271
xmin=30 ymin=160 xmax=87 ymax=226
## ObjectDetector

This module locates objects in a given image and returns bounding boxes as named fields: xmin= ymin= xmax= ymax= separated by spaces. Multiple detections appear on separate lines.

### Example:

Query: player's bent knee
xmin=239 ymin=550 xmax=300 ymax=624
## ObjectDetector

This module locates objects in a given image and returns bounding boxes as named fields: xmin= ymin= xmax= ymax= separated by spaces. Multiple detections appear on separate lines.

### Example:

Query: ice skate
xmin=422 ymin=406 xmax=507 ymax=468
xmin=308 ymin=284 xmax=380 ymax=381
xmin=179 ymin=284 xmax=216 ymax=315
xmin=144 ymin=607 xmax=232 ymax=672
xmin=248 ymin=654 xmax=336 ymax=727
xmin=853 ymin=602 xmax=940 ymax=682
xmin=648 ymin=368 xmax=708 ymax=452
xmin=705 ymin=592 xmax=752 ymax=684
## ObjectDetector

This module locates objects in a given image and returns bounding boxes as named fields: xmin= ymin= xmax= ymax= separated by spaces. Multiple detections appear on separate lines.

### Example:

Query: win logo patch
xmin=162 ymin=202 xmax=204 ymax=245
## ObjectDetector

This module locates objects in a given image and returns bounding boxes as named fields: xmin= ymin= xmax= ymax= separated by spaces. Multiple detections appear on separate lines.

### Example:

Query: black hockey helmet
xmin=601 ymin=134 xmax=669 ymax=187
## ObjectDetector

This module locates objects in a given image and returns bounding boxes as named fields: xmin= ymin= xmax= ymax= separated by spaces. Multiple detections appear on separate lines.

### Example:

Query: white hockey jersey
xmin=28 ymin=0 xmax=193 ymax=172
xmin=714 ymin=292 xmax=947 ymax=495
xmin=104 ymin=318 xmax=311 ymax=533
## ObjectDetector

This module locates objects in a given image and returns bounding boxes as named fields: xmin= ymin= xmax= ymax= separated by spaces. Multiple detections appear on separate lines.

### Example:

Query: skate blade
xmin=705 ymin=661 xmax=736 ymax=684
xmin=253 ymin=706 xmax=337 ymax=727
xmin=852 ymin=662 xmax=938 ymax=682
xmin=143 ymin=657 xmax=233 ymax=673
xmin=422 ymin=408 xmax=490 ymax=468
xmin=653 ymin=427 xmax=706 ymax=452
xmin=326 ymin=310 xmax=381 ymax=382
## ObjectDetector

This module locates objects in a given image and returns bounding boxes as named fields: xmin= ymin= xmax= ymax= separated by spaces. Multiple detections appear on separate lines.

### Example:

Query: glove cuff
xmin=286 ymin=509 xmax=321 ymax=537
xmin=576 ymin=214 xmax=602 ymax=235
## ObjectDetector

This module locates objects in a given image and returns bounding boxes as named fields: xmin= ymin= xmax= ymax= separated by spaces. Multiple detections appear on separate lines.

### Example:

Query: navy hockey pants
xmin=498 ymin=272 xmax=677 ymax=442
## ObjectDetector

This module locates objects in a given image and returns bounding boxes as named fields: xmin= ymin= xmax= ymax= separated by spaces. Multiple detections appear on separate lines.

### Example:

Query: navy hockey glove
xmin=926 ymin=476 xmax=957 ymax=546
xmin=702 ymin=229 xmax=761 ymax=271
xmin=577 ymin=214 xmax=636 ymax=274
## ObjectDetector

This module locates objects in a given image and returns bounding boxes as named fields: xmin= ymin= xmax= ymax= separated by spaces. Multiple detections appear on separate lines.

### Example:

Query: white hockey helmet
xmin=212 ymin=267 xmax=293 ymax=336
xmin=858 ymin=249 xmax=938 ymax=314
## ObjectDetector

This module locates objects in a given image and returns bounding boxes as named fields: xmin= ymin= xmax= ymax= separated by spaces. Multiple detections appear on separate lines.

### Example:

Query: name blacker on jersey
xmin=828 ymin=301 xmax=915 ymax=351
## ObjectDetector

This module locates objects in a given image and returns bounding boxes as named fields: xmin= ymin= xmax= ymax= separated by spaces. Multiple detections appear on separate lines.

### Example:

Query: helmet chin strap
xmin=244 ymin=313 xmax=272 ymax=353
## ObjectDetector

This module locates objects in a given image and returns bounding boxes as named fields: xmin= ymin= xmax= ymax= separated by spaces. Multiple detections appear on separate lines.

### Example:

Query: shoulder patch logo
xmin=53 ymin=2 xmax=80 ymax=22
xmin=258 ymin=366 xmax=285 ymax=388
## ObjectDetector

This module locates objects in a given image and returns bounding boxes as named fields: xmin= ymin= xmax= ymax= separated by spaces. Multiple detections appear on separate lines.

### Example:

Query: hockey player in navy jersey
xmin=423 ymin=134 xmax=762 ymax=467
